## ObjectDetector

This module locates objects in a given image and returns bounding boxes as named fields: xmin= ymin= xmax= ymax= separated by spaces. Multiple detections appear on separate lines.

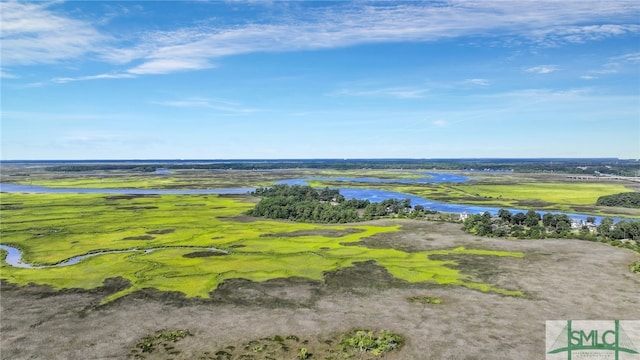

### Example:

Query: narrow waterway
xmin=0 ymin=173 xmax=623 ymax=223
xmin=0 ymin=245 xmax=227 ymax=268
xmin=0 ymin=173 xmax=631 ymax=268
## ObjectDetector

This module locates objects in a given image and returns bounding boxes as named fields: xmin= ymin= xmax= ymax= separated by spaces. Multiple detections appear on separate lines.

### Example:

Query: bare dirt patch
xmin=122 ymin=235 xmax=156 ymax=241
xmin=182 ymin=251 xmax=227 ymax=258
xmin=146 ymin=229 xmax=175 ymax=235
xmin=1 ymin=220 xmax=638 ymax=360
xmin=105 ymin=195 xmax=160 ymax=201
xmin=116 ymin=206 xmax=159 ymax=211
xmin=260 ymin=228 xmax=364 ymax=238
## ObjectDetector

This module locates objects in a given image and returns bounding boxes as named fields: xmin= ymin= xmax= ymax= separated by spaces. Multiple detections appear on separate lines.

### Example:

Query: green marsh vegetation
xmin=7 ymin=168 xmax=429 ymax=190
xmin=10 ymin=169 xmax=288 ymax=189
xmin=0 ymin=192 xmax=523 ymax=304
xmin=7 ymin=165 xmax=637 ymax=218
xmin=339 ymin=329 xmax=404 ymax=356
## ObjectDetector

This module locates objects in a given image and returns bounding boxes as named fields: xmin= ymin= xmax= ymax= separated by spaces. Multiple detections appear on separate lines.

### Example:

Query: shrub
xmin=407 ymin=296 xmax=442 ymax=304
xmin=339 ymin=329 xmax=404 ymax=356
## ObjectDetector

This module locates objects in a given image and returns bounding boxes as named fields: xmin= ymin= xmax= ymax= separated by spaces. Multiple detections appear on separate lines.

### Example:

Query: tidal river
xmin=0 ymin=172 xmax=617 ymax=223
xmin=0 ymin=173 xmax=627 ymax=268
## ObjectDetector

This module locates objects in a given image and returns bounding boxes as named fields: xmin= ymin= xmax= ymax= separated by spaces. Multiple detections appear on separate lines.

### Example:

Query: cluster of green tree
xmin=463 ymin=209 xmax=640 ymax=252
xmin=247 ymin=184 xmax=435 ymax=223
xmin=248 ymin=185 xmax=363 ymax=223
xmin=595 ymin=218 xmax=640 ymax=242
xmin=596 ymin=192 xmax=640 ymax=208
xmin=40 ymin=158 xmax=639 ymax=176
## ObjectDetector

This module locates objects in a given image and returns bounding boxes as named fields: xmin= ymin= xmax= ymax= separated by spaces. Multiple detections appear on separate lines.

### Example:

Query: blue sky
xmin=1 ymin=1 xmax=639 ymax=160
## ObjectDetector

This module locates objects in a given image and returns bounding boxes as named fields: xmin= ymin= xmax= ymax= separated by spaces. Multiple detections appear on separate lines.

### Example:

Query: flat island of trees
xmin=247 ymin=184 xmax=435 ymax=223
xmin=596 ymin=192 xmax=640 ymax=208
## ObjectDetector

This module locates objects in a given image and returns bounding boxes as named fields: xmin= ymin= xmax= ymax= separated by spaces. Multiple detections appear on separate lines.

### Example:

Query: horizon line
xmin=1 ymin=157 xmax=635 ymax=163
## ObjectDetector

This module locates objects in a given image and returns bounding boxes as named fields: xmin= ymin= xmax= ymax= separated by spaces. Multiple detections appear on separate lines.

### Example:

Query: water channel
xmin=0 ymin=245 xmax=227 ymax=268
xmin=0 ymin=172 xmax=630 ymax=267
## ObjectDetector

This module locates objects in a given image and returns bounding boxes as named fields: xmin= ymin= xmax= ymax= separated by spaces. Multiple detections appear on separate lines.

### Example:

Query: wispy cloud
xmin=525 ymin=65 xmax=559 ymax=74
xmin=0 ymin=69 xmax=19 ymax=79
xmin=613 ymin=52 xmax=640 ymax=64
xmin=432 ymin=119 xmax=448 ymax=127
xmin=462 ymin=78 xmax=490 ymax=86
xmin=331 ymin=86 xmax=428 ymax=99
xmin=52 ymin=73 xmax=136 ymax=84
xmin=128 ymin=58 xmax=215 ymax=75
xmin=152 ymin=98 xmax=258 ymax=113
xmin=3 ymin=1 xmax=639 ymax=78
xmin=53 ymin=131 xmax=162 ymax=154
xmin=119 ymin=2 xmax=638 ymax=75
xmin=0 ymin=1 xmax=109 ymax=66
xmin=488 ymin=88 xmax=592 ymax=98
xmin=0 ymin=110 xmax=140 ymax=122
xmin=63 ymin=131 xmax=124 ymax=144
xmin=581 ymin=51 xmax=640 ymax=78
xmin=530 ymin=24 xmax=640 ymax=46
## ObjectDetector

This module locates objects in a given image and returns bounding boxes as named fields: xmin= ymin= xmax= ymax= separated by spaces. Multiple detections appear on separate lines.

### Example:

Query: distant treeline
xmin=42 ymin=158 xmax=640 ymax=175
xmin=45 ymin=165 xmax=157 ymax=172
xmin=596 ymin=192 xmax=640 ymax=208
xmin=247 ymin=184 xmax=435 ymax=223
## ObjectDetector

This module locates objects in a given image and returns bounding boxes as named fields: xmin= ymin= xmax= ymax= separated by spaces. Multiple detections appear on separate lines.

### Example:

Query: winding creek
xmin=0 ymin=245 xmax=227 ymax=268
xmin=0 ymin=172 xmax=632 ymax=267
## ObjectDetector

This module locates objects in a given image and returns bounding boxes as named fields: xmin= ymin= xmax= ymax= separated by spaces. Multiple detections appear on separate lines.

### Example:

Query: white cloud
xmin=530 ymin=24 xmax=640 ymax=46
xmin=3 ymin=1 xmax=639 ymax=78
xmin=0 ymin=69 xmax=19 ymax=79
xmin=52 ymin=73 xmax=135 ymax=84
xmin=127 ymin=58 xmax=214 ymax=75
xmin=463 ymin=78 xmax=490 ymax=86
xmin=63 ymin=132 xmax=122 ymax=143
xmin=332 ymin=86 xmax=428 ymax=99
xmin=118 ymin=1 xmax=639 ymax=75
xmin=432 ymin=119 xmax=447 ymax=127
xmin=0 ymin=1 xmax=109 ymax=66
xmin=479 ymin=88 xmax=599 ymax=105
xmin=525 ymin=65 xmax=559 ymax=74
xmin=581 ymin=51 xmax=640 ymax=78
xmin=614 ymin=52 xmax=640 ymax=64
xmin=0 ymin=110 xmax=140 ymax=122
xmin=152 ymin=98 xmax=257 ymax=113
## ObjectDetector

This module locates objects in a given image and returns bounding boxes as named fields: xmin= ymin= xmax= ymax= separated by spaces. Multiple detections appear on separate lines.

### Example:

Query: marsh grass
xmin=1 ymin=192 xmax=523 ymax=303
xmin=13 ymin=169 xmax=427 ymax=190
xmin=12 ymin=169 xmax=308 ymax=189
